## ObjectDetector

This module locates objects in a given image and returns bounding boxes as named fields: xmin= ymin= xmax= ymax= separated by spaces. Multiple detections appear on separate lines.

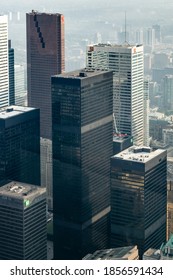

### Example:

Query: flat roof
xmin=112 ymin=146 xmax=166 ymax=163
xmin=143 ymin=248 xmax=161 ymax=259
xmin=53 ymin=68 xmax=112 ymax=79
xmin=27 ymin=10 xmax=62 ymax=16
xmin=87 ymin=43 xmax=143 ymax=51
xmin=83 ymin=246 xmax=138 ymax=260
xmin=0 ymin=181 xmax=46 ymax=200
xmin=0 ymin=106 xmax=37 ymax=119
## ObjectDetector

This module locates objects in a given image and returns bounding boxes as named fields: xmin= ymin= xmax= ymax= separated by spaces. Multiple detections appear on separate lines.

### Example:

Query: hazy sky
xmin=0 ymin=0 xmax=172 ymax=12
xmin=1 ymin=0 xmax=173 ymax=25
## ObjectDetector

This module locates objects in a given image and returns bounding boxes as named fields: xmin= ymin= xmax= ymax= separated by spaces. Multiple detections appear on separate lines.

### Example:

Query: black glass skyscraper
xmin=0 ymin=181 xmax=47 ymax=259
xmin=52 ymin=69 xmax=113 ymax=259
xmin=111 ymin=146 xmax=167 ymax=259
xmin=0 ymin=106 xmax=40 ymax=186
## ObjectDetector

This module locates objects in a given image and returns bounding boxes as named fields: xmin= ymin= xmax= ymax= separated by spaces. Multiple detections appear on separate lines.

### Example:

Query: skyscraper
xmin=111 ymin=146 xmax=167 ymax=259
xmin=8 ymin=40 xmax=15 ymax=105
xmin=14 ymin=64 xmax=26 ymax=106
xmin=144 ymin=79 xmax=149 ymax=146
xmin=52 ymin=69 xmax=113 ymax=259
xmin=0 ymin=106 xmax=40 ymax=186
xmin=0 ymin=181 xmax=47 ymax=259
xmin=26 ymin=10 xmax=65 ymax=139
xmin=163 ymin=75 xmax=173 ymax=114
xmin=86 ymin=44 xmax=144 ymax=146
xmin=0 ymin=15 xmax=9 ymax=108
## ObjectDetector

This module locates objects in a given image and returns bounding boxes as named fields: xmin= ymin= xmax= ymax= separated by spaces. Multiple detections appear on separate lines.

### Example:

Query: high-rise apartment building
xmin=152 ymin=24 xmax=161 ymax=44
xmin=163 ymin=75 xmax=173 ymax=114
xmin=26 ymin=10 xmax=65 ymax=139
xmin=8 ymin=40 xmax=15 ymax=105
xmin=0 ymin=181 xmax=47 ymax=259
xmin=52 ymin=69 xmax=113 ymax=259
xmin=111 ymin=146 xmax=167 ymax=259
xmin=0 ymin=106 xmax=40 ymax=186
xmin=0 ymin=15 xmax=9 ymax=108
xmin=86 ymin=44 xmax=144 ymax=146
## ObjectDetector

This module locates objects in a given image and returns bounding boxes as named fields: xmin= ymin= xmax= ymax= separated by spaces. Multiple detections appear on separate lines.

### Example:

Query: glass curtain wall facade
xmin=111 ymin=147 xmax=167 ymax=259
xmin=0 ymin=106 xmax=40 ymax=186
xmin=52 ymin=69 xmax=113 ymax=259
xmin=86 ymin=44 xmax=144 ymax=146
xmin=26 ymin=11 xmax=65 ymax=140
xmin=0 ymin=182 xmax=47 ymax=259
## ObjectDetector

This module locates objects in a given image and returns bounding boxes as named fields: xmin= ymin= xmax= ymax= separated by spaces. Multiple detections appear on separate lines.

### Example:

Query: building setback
xmin=86 ymin=44 xmax=144 ymax=146
xmin=26 ymin=11 xmax=65 ymax=139
xmin=52 ymin=69 xmax=113 ymax=259
xmin=111 ymin=146 xmax=167 ymax=259
xmin=0 ymin=181 xmax=47 ymax=259
xmin=0 ymin=106 xmax=40 ymax=186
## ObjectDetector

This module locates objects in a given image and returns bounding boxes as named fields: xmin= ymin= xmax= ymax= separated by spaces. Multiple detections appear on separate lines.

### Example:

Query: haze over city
xmin=1 ymin=0 xmax=173 ymax=262
xmin=1 ymin=0 xmax=173 ymax=68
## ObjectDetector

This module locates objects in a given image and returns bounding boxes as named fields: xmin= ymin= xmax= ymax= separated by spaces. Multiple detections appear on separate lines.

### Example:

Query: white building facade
xmin=0 ymin=15 xmax=9 ymax=108
xmin=86 ymin=44 xmax=144 ymax=146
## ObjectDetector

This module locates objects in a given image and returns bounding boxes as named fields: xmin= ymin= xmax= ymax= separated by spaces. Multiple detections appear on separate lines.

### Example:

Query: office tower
xmin=86 ymin=44 xmax=144 ymax=146
xmin=52 ymin=69 xmax=113 ymax=259
xmin=0 ymin=181 xmax=47 ymax=259
xmin=41 ymin=138 xmax=53 ymax=210
xmin=26 ymin=10 xmax=65 ymax=140
xmin=163 ymin=129 xmax=173 ymax=146
xmin=163 ymin=75 xmax=173 ymax=114
xmin=0 ymin=106 xmax=40 ymax=186
xmin=8 ymin=40 xmax=15 ymax=105
xmin=83 ymin=246 xmax=139 ymax=260
xmin=144 ymin=79 xmax=149 ymax=146
xmin=111 ymin=146 xmax=167 ymax=259
xmin=0 ymin=15 xmax=9 ymax=108
xmin=14 ymin=64 xmax=26 ymax=106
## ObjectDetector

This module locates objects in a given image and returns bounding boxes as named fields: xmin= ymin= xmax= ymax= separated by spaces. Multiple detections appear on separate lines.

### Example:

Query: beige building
xmin=83 ymin=246 xmax=139 ymax=260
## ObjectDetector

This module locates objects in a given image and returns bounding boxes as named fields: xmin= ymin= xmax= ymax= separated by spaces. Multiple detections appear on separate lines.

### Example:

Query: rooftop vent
xmin=79 ymin=72 xmax=87 ymax=77
xmin=6 ymin=108 xmax=13 ymax=113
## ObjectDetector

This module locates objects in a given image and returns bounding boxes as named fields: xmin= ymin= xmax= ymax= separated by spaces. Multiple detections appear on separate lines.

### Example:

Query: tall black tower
xmin=0 ymin=106 xmax=40 ymax=186
xmin=52 ymin=69 xmax=113 ymax=259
